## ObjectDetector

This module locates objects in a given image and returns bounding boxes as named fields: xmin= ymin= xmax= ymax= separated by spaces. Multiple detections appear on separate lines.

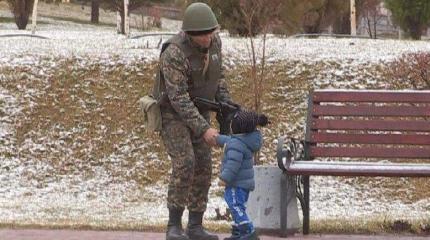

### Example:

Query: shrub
xmin=387 ymin=52 xmax=430 ymax=89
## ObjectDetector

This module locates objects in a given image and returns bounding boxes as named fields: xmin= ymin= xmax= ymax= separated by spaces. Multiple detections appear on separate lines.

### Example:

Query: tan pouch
xmin=139 ymin=95 xmax=162 ymax=132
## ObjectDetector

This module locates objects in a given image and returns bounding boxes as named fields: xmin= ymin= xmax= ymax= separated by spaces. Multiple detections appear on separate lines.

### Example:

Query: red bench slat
xmin=310 ymin=146 xmax=430 ymax=158
xmin=311 ymin=133 xmax=430 ymax=145
xmin=312 ymin=119 xmax=430 ymax=132
xmin=313 ymin=105 xmax=430 ymax=117
xmin=313 ymin=91 xmax=430 ymax=103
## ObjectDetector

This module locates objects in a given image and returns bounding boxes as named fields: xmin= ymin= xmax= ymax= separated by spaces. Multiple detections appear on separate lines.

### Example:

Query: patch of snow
xmin=1 ymin=15 xmax=430 ymax=227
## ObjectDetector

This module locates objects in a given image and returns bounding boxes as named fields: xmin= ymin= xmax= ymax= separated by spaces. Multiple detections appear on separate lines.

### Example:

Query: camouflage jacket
xmin=159 ymin=32 xmax=232 ymax=137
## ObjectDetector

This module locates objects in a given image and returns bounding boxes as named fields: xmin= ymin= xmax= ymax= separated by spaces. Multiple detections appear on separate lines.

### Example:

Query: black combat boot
xmin=185 ymin=211 xmax=219 ymax=240
xmin=166 ymin=208 xmax=190 ymax=240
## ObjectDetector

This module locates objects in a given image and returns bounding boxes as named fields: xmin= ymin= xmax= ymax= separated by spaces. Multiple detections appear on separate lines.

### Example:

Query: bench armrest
xmin=277 ymin=136 xmax=305 ymax=172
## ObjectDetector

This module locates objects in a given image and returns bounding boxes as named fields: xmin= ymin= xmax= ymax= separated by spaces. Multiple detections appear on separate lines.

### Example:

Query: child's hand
xmin=218 ymin=179 xmax=226 ymax=186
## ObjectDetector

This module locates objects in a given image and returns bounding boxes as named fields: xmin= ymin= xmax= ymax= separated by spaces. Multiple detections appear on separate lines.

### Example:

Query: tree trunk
xmin=120 ymin=9 xmax=125 ymax=34
xmin=366 ymin=17 xmax=373 ymax=38
xmin=350 ymin=0 xmax=356 ymax=36
xmin=373 ymin=16 xmax=377 ymax=39
xmin=408 ymin=23 xmax=422 ymax=40
xmin=124 ymin=0 xmax=129 ymax=36
xmin=333 ymin=14 xmax=350 ymax=34
xmin=15 ymin=14 xmax=29 ymax=29
xmin=31 ymin=0 xmax=38 ymax=34
xmin=13 ymin=0 xmax=33 ymax=30
xmin=91 ymin=0 xmax=99 ymax=24
xmin=302 ymin=11 xmax=322 ymax=34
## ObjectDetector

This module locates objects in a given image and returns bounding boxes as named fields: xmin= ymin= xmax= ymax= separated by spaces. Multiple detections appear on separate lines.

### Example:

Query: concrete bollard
xmin=248 ymin=165 xmax=300 ymax=236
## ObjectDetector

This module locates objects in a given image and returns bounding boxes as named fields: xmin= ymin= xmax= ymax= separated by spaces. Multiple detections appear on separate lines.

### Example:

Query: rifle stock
xmin=193 ymin=97 xmax=240 ymax=135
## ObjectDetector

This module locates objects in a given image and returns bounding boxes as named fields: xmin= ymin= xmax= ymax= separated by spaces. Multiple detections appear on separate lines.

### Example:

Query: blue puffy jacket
xmin=216 ymin=131 xmax=263 ymax=191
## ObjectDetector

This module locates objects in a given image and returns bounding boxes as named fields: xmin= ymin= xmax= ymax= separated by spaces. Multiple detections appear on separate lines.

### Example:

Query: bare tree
xmin=7 ymin=0 xmax=35 ymax=30
xmin=240 ymin=0 xmax=281 ymax=112
xmin=101 ymin=0 xmax=164 ymax=35
xmin=357 ymin=0 xmax=383 ymax=38
xmin=240 ymin=0 xmax=281 ymax=164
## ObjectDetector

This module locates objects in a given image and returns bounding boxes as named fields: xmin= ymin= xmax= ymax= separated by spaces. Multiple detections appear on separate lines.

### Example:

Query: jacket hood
xmin=233 ymin=130 xmax=262 ymax=152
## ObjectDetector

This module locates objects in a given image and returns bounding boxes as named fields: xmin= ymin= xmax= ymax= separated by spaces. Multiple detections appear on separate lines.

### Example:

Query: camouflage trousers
xmin=161 ymin=117 xmax=212 ymax=212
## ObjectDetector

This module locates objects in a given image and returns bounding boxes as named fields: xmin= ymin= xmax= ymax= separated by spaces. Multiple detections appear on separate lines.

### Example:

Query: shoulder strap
xmin=151 ymin=34 xmax=180 ymax=102
xmin=153 ymin=32 xmax=194 ymax=103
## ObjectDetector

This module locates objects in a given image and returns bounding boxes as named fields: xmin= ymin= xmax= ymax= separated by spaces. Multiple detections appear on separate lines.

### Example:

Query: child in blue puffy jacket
xmin=217 ymin=110 xmax=269 ymax=240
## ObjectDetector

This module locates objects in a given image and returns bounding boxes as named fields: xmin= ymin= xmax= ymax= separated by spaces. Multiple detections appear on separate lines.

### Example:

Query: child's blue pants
xmin=224 ymin=186 xmax=254 ymax=234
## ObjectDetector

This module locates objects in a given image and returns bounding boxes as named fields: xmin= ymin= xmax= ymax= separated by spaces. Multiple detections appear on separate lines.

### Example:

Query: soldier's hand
xmin=218 ymin=178 xmax=226 ymax=187
xmin=203 ymin=128 xmax=219 ymax=146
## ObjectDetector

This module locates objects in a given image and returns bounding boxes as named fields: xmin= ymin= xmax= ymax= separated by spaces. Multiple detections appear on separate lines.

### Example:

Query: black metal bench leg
xmin=303 ymin=176 xmax=310 ymax=235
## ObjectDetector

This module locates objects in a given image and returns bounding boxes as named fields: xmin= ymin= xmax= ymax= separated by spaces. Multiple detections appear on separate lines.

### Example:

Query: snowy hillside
xmin=1 ymin=9 xmax=430 ymax=231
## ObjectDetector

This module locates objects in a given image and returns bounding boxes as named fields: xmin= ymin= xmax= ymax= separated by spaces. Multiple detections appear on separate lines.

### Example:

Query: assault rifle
xmin=193 ymin=97 xmax=240 ymax=135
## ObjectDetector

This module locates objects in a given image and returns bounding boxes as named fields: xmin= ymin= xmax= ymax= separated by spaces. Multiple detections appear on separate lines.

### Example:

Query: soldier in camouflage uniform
xmin=152 ymin=2 xmax=238 ymax=240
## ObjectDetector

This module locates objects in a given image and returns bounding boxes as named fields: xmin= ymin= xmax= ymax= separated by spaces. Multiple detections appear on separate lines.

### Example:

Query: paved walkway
xmin=1 ymin=229 xmax=429 ymax=240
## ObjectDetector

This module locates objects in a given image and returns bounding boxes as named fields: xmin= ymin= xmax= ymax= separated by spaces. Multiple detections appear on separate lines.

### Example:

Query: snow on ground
xmin=222 ymin=35 xmax=430 ymax=65
xmin=1 ymin=13 xmax=430 ymax=228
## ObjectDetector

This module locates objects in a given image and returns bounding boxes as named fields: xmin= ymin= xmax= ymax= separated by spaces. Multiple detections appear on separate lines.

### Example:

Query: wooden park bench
xmin=277 ymin=90 xmax=430 ymax=236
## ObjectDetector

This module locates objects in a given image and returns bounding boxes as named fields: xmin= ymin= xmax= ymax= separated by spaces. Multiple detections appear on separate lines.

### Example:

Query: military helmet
xmin=182 ymin=2 xmax=219 ymax=32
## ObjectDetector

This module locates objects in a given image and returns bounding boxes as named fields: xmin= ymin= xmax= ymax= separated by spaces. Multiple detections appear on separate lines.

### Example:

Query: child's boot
xmin=237 ymin=223 xmax=259 ymax=240
xmin=238 ymin=230 xmax=259 ymax=240
xmin=223 ymin=224 xmax=240 ymax=240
